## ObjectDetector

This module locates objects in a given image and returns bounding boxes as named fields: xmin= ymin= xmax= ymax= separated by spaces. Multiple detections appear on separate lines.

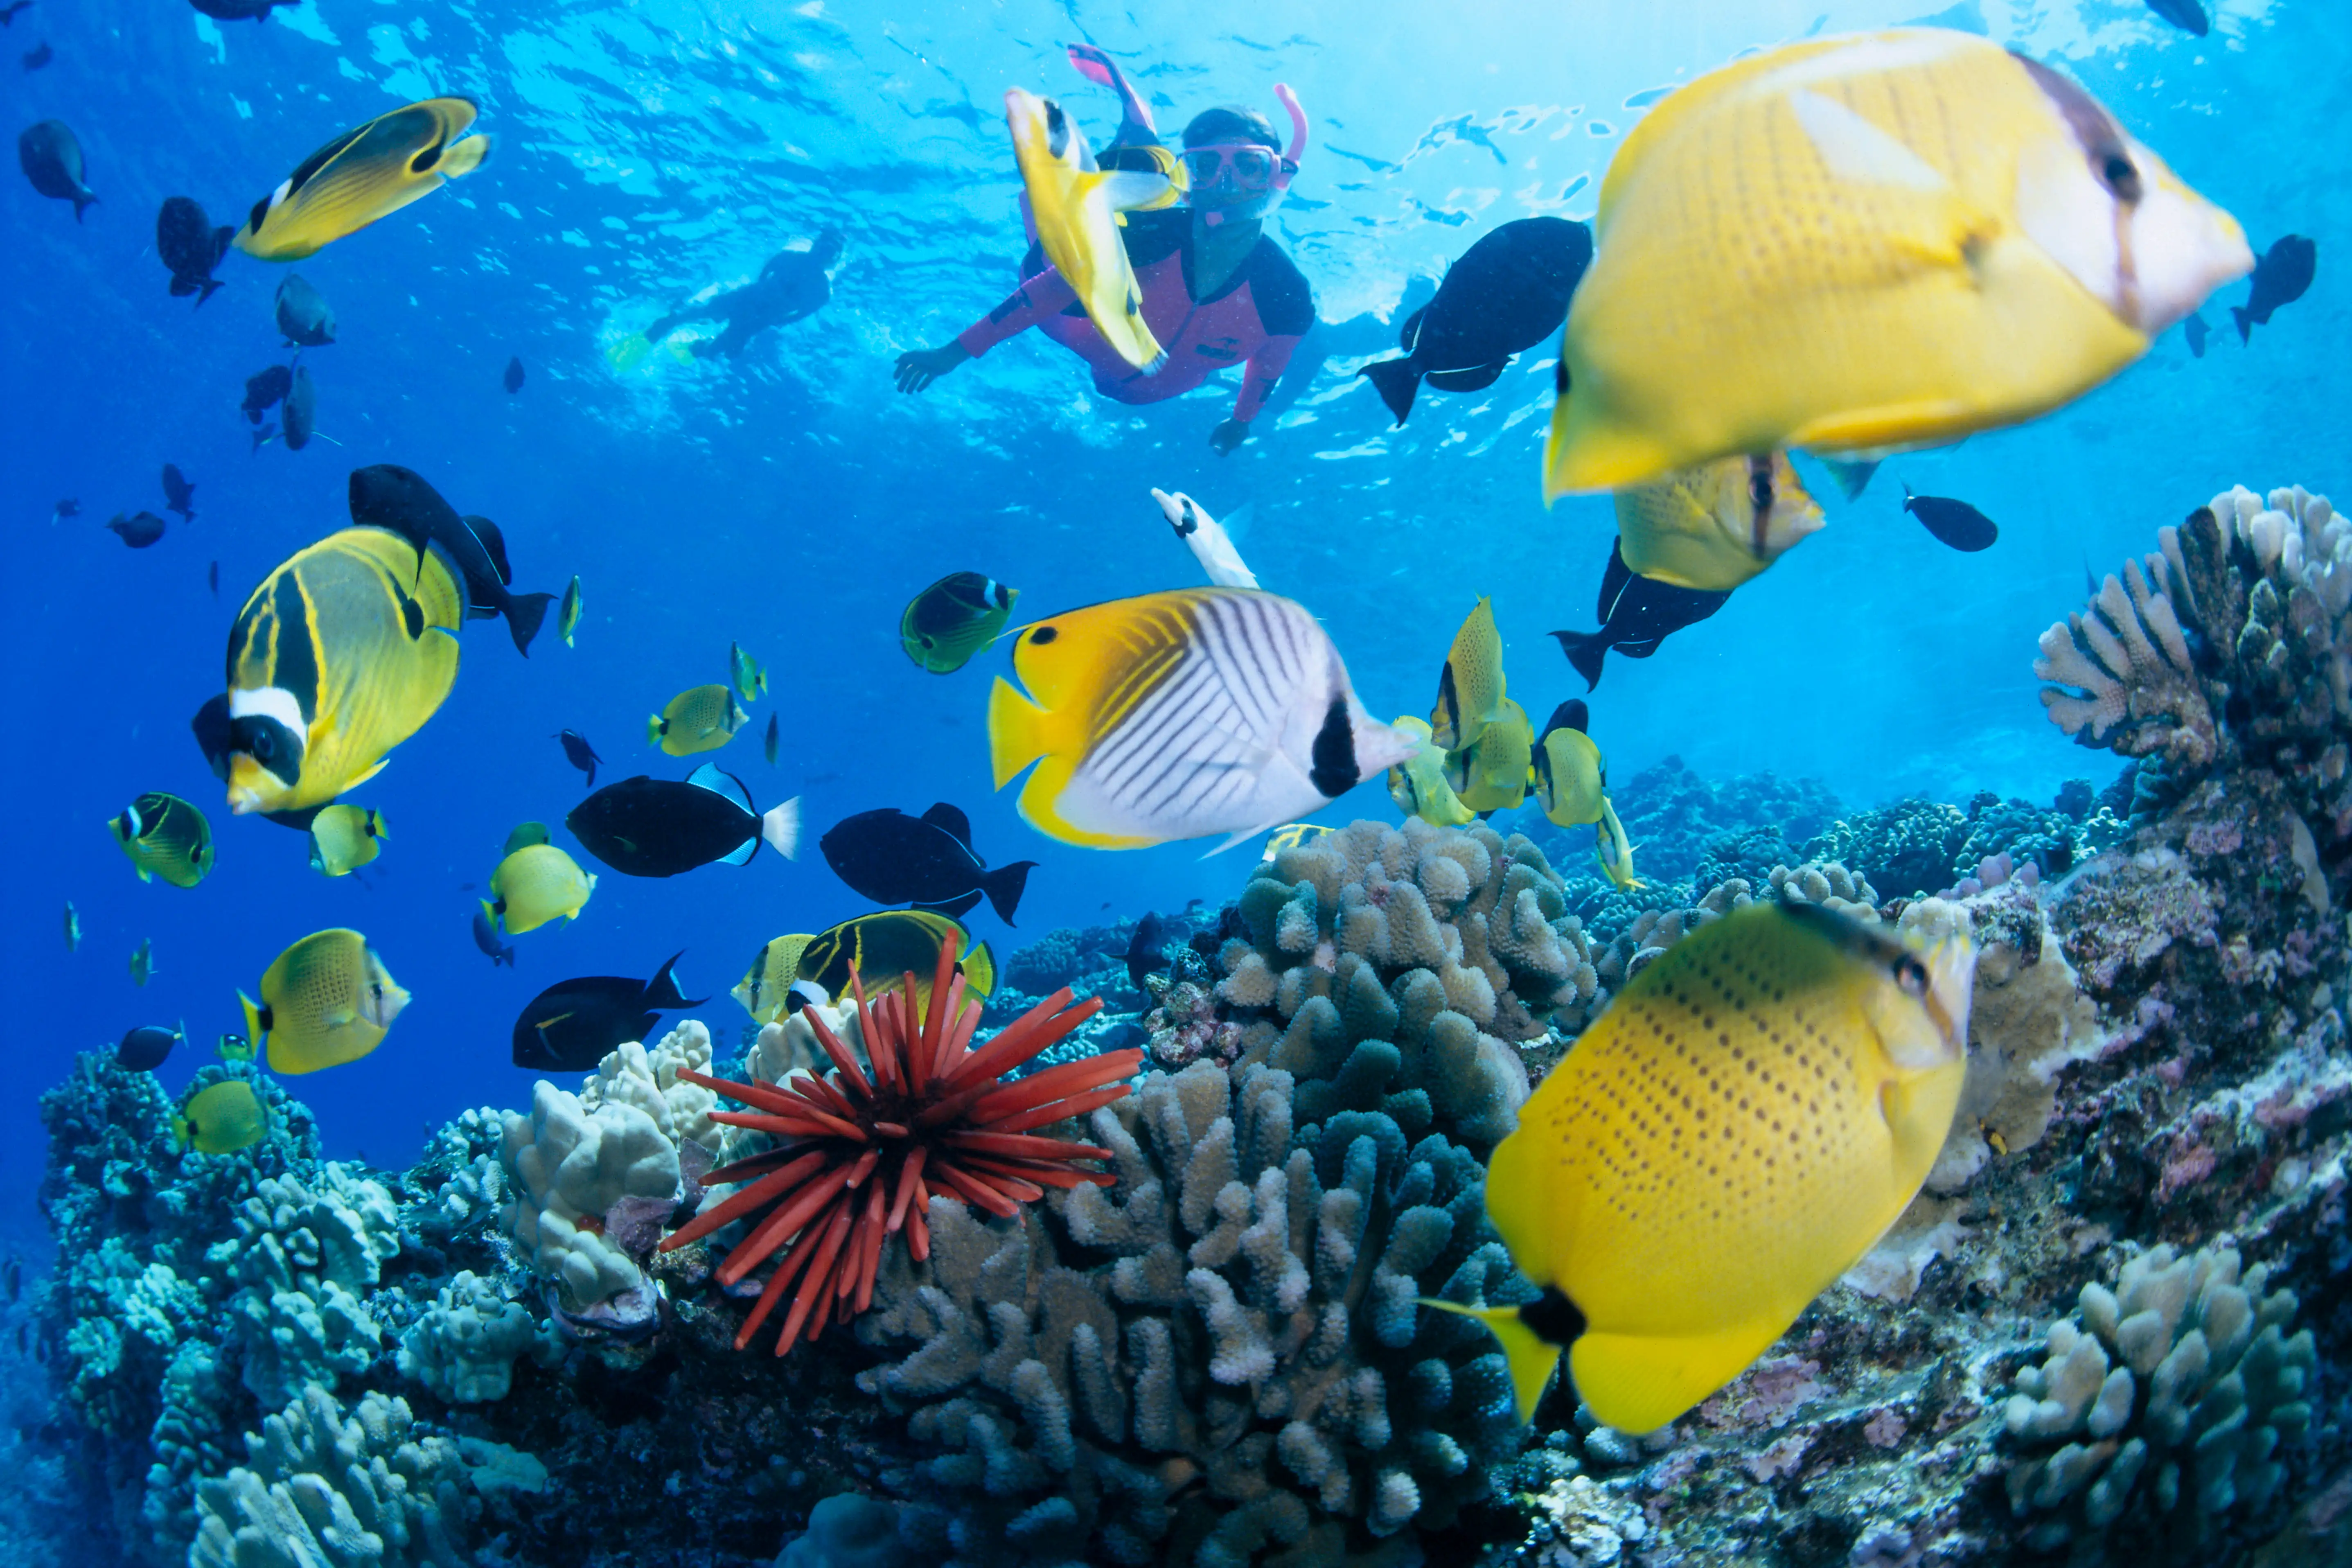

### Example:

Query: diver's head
xmin=810 ymin=228 xmax=845 ymax=268
xmin=1182 ymin=93 xmax=1306 ymax=226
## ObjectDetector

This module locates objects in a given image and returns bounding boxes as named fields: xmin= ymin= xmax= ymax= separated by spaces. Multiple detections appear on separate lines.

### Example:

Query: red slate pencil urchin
xmin=660 ymin=937 xmax=1141 ymax=1355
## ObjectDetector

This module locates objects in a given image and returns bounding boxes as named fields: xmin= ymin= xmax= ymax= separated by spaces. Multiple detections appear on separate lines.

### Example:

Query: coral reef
xmin=1596 ymin=754 xmax=1844 ymax=882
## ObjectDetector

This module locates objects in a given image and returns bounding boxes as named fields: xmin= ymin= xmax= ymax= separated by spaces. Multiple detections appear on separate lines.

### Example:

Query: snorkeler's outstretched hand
xmin=894 ymin=343 xmax=971 ymax=393
xmin=1209 ymin=418 xmax=1251 ymax=456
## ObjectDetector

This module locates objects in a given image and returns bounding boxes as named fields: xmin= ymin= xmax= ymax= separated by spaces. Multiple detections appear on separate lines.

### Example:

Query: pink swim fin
xmin=1066 ymin=42 xmax=1158 ymax=141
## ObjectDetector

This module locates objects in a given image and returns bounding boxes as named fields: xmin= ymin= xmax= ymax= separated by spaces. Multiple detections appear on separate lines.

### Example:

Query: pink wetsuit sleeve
xmin=955 ymin=268 xmax=1080 ymax=356
xmin=1232 ymin=332 xmax=1302 ymax=423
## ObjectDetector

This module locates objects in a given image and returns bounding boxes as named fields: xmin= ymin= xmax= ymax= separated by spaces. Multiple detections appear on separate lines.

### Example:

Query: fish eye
xmin=1031 ymin=625 xmax=1060 ymax=645
xmin=1748 ymin=470 xmax=1774 ymax=512
xmin=2099 ymin=151 xmax=2141 ymax=199
xmin=411 ymin=144 xmax=443 ymax=176
xmin=1892 ymin=954 xmax=1929 ymax=996
xmin=920 ymin=635 xmax=936 ymax=648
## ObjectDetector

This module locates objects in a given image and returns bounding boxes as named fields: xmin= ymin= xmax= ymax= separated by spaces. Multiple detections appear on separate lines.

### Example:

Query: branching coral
xmin=2039 ymin=485 xmax=2352 ymax=841
xmin=662 ymin=943 xmax=1139 ymax=1355
xmin=2001 ymin=1242 xmax=2314 ymax=1554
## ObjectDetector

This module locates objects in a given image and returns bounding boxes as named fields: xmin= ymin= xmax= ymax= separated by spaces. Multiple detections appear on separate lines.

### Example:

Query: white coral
xmin=579 ymin=1019 xmax=722 ymax=1153
xmin=499 ymin=1079 xmax=680 ymax=1312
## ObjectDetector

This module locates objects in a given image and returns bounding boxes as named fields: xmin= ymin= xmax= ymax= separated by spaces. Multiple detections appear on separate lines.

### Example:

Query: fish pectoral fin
xmin=1090 ymin=167 xmax=1175 ymax=214
xmin=1570 ymin=1318 xmax=1794 ymax=1436
xmin=986 ymin=677 xmax=1056 ymax=788
xmin=1421 ymin=1300 xmax=1562 ymax=1424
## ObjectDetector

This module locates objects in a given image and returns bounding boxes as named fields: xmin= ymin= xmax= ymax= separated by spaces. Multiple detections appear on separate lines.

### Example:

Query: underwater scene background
xmin=3 ymin=0 xmax=2349 ymax=1562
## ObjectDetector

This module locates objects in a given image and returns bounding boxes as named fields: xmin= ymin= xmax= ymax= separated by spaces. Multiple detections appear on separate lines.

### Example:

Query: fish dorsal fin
xmin=1785 ymin=90 xmax=1947 ymax=194
xmin=686 ymin=763 xmax=754 ymax=813
xmin=921 ymin=801 xmax=974 ymax=848
xmin=1091 ymin=167 xmax=1175 ymax=214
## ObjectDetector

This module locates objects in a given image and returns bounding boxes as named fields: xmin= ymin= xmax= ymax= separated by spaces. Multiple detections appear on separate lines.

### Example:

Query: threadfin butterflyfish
xmin=240 ymin=928 xmax=408 ymax=1075
xmin=1005 ymin=88 xmax=1180 ymax=374
xmin=307 ymin=803 xmax=388 ymax=877
xmin=1531 ymin=701 xmax=1606 ymax=830
xmin=1614 ymin=454 xmax=1824 ymax=593
xmin=1544 ymin=29 xmax=2251 ymax=496
xmin=192 ymin=526 xmax=461 ymax=820
xmin=1594 ymin=799 xmax=1643 ymax=892
xmin=987 ymin=588 xmax=1413 ymax=851
xmin=174 ymin=1079 xmax=267 ymax=1154
xmin=1431 ymin=597 xmax=1506 ymax=752
xmin=566 ymin=765 xmax=799 ymax=877
xmin=1443 ymin=695 xmax=1533 ymax=814
xmin=1386 ymin=716 xmax=1476 ymax=828
xmin=902 ymin=572 xmax=1018 ymax=674
xmin=485 ymin=842 xmax=595 ymax=935
xmin=1443 ymin=902 xmax=1972 ymax=1433
xmin=234 ymin=96 xmax=489 ymax=262
xmin=733 ymin=910 xmax=995 ymax=1027
xmin=729 ymin=641 xmax=767 ymax=702
xmin=649 ymin=683 xmax=748 ymax=756
xmin=110 ymin=791 xmax=215 ymax=887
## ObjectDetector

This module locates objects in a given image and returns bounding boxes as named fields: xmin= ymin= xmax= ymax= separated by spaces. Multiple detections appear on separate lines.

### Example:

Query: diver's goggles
xmin=1182 ymin=142 xmax=1290 ymax=191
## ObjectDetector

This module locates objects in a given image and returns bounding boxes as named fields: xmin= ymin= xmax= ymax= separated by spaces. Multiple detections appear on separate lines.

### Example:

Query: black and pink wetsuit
xmin=954 ymin=209 xmax=1313 ymax=424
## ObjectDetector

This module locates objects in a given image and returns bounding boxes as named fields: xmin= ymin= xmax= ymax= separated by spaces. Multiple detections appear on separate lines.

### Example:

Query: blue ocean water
xmin=0 ymin=0 xmax=2339 ymax=1248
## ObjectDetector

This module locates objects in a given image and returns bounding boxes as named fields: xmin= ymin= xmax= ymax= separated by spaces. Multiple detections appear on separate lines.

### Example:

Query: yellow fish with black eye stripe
xmin=733 ymin=910 xmax=995 ymax=1026
xmin=110 ymin=791 xmax=216 ymax=887
xmin=1531 ymin=700 xmax=1606 ymax=830
xmin=235 ymin=97 xmax=491 ymax=262
xmin=1443 ymin=695 xmax=1533 ymax=814
xmin=191 ymin=527 xmax=462 ymax=822
xmin=1006 ymin=88 xmax=1182 ymax=374
xmin=1431 ymin=596 xmax=1506 ymax=752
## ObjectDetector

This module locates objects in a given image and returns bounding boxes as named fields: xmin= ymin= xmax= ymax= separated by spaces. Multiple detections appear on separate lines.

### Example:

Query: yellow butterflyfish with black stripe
xmin=1614 ymin=453 xmax=1824 ymax=593
xmin=1386 ymin=717 xmax=1475 ymax=828
xmin=1430 ymin=596 xmax=1506 ymax=753
xmin=191 ymin=527 xmax=462 ymax=822
xmin=732 ymin=910 xmax=994 ymax=1025
xmin=1443 ymin=695 xmax=1532 ymax=814
xmin=1530 ymin=700 xmax=1606 ymax=830
xmin=240 ymin=928 xmax=410 ymax=1076
xmin=235 ymin=97 xmax=491 ymax=262
xmin=1433 ymin=902 xmax=1973 ymax=1434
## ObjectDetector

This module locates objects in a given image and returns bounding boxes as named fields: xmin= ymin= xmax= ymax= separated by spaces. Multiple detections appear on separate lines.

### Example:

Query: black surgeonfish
xmin=188 ymin=0 xmax=302 ymax=21
xmin=190 ymin=525 xmax=460 ymax=820
xmin=556 ymin=729 xmax=600 ymax=786
xmin=512 ymin=954 xmax=701 ymax=1071
xmin=156 ymin=197 xmax=233 ymax=306
xmin=819 ymin=803 xmax=1036 ymax=924
xmin=471 ymin=905 xmax=516 ymax=967
xmin=1358 ymin=217 xmax=1593 ymax=426
xmin=2234 ymin=235 xmax=2316 ymax=344
xmin=1125 ymin=910 xmax=1171 ymax=992
xmin=162 ymin=463 xmax=196 ymax=521
xmin=503 ymin=356 xmax=524 ymax=393
xmin=116 ymin=1024 xmax=183 ymax=1071
xmin=566 ymin=765 xmax=800 ymax=878
xmin=235 ymin=96 xmax=489 ymax=261
xmin=346 ymin=465 xmax=554 ymax=654
xmin=23 ymin=40 xmax=50 ymax=68
xmin=18 ymin=120 xmax=94 ymax=219
xmin=108 ymin=511 xmax=167 ymax=548
xmin=1549 ymin=541 xmax=1729 ymax=691
xmin=274 ymin=272 xmax=335 ymax=345
xmin=1901 ymin=486 xmax=1998 ymax=553
xmin=243 ymin=364 xmax=293 ymax=424
xmin=2144 ymin=0 xmax=2208 ymax=36
xmin=2184 ymin=311 xmax=2210 ymax=359
xmin=282 ymin=364 xmax=316 ymax=449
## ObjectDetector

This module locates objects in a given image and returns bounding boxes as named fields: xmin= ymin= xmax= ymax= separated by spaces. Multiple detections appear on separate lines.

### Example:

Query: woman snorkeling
xmin=895 ymin=52 xmax=1312 ymax=456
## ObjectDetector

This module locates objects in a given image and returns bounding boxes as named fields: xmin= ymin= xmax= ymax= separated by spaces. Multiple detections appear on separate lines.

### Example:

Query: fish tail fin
xmin=761 ymin=796 xmax=801 ymax=860
xmin=646 ymin=713 xmax=665 ymax=747
xmin=983 ymin=860 xmax=1038 ymax=926
xmin=503 ymin=591 xmax=555 ymax=656
xmin=171 ymin=1113 xmax=192 ymax=1148
xmin=1420 ymin=1300 xmax=1560 ymax=1424
xmin=72 ymin=191 xmax=95 ymax=222
xmin=2231 ymin=305 xmax=2252 ymax=343
xmin=643 ymin=951 xmax=695 ymax=1009
xmin=1357 ymin=356 xmax=1421 ymax=425
xmin=196 ymin=278 xmax=226 ymax=309
xmin=238 ymin=990 xmax=268 ymax=1047
xmin=441 ymin=134 xmax=492 ymax=180
xmin=960 ymin=939 xmax=997 ymax=997
xmin=1549 ymin=629 xmax=1607 ymax=691
xmin=987 ymin=677 xmax=1057 ymax=788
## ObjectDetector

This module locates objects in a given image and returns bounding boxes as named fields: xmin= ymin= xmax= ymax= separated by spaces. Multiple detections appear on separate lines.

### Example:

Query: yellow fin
xmin=1422 ymin=1300 xmax=1561 ymax=1423
xmin=238 ymin=990 xmax=267 ymax=1047
xmin=963 ymin=939 xmax=996 ymax=997
xmin=437 ymin=133 xmax=490 ymax=180
xmin=987 ymin=676 xmax=1052 ymax=789
xmin=1570 ymin=1320 xmax=1792 ymax=1437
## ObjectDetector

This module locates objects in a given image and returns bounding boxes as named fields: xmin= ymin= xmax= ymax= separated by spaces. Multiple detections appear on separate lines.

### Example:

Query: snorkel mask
xmin=1186 ymin=83 xmax=1308 ymax=227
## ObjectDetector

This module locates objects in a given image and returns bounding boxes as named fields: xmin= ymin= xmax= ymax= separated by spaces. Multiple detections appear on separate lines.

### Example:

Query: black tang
xmin=1549 ymin=540 xmax=1729 ymax=691
xmin=1901 ymin=487 xmax=1999 ymax=553
xmin=1358 ymin=217 xmax=1593 ymax=425
xmin=818 ymin=802 xmax=1036 ymax=924
xmin=512 ymin=953 xmax=702 ymax=1071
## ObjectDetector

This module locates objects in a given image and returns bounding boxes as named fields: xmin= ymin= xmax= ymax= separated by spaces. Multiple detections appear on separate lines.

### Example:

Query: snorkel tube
xmin=1201 ymin=83 xmax=1309 ymax=227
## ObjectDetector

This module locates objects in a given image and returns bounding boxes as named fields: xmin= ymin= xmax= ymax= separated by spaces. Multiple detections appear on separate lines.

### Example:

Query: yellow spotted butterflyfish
xmin=240 ymin=927 xmax=410 ymax=1075
xmin=1614 ymin=453 xmax=1825 ymax=593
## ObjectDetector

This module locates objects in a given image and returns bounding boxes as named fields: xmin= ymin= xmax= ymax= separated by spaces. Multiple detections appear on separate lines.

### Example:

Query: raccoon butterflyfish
xmin=1437 ymin=902 xmax=1973 ymax=1433
xmin=240 ymin=928 xmax=409 ymax=1075
xmin=110 ymin=791 xmax=215 ymax=887
xmin=649 ymin=683 xmax=748 ymax=757
xmin=173 ymin=1080 xmax=268 ymax=1155
xmin=732 ymin=910 xmax=995 ymax=1027
xmin=233 ymin=96 xmax=490 ymax=262
xmin=1430 ymin=596 xmax=1507 ymax=753
xmin=1005 ymin=88 xmax=1179 ymax=373
xmin=485 ymin=842 xmax=595 ymax=936
xmin=307 ymin=804 xmax=388 ymax=877
xmin=901 ymin=572 xmax=1018 ymax=675
xmin=1544 ymin=29 xmax=2250 ymax=495
xmin=1614 ymin=454 xmax=1824 ymax=593
xmin=987 ymin=588 xmax=1412 ymax=851
xmin=1386 ymin=717 xmax=1476 ymax=828
xmin=1443 ymin=695 xmax=1533 ymax=814
xmin=1531 ymin=701 xmax=1608 ymax=831
xmin=192 ymin=526 xmax=462 ymax=820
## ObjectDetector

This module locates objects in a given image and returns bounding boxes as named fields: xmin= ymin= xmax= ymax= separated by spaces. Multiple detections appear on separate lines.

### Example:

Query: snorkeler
xmin=894 ymin=62 xmax=1312 ymax=456
xmin=646 ymin=230 xmax=843 ymax=360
